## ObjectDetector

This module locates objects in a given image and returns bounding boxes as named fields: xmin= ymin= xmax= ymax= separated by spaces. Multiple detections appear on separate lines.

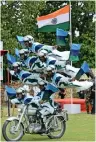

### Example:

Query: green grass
xmin=1 ymin=108 xmax=95 ymax=141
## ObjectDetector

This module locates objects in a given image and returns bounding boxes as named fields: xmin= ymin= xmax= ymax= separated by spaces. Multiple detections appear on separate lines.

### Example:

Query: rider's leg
xmin=39 ymin=103 xmax=54 ymax=133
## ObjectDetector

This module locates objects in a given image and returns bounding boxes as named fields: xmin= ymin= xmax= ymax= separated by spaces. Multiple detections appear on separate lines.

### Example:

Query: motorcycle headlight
xmin=18 ymin=108 xmax=21 ymax=112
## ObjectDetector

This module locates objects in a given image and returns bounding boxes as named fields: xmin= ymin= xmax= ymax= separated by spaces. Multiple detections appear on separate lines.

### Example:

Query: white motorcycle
xmin=2 ymin=97 xmax=68 ymax=141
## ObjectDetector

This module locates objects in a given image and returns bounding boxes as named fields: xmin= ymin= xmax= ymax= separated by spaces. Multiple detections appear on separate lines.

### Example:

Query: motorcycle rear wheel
xmin=48 ymin=116 xmax=66 ymax=139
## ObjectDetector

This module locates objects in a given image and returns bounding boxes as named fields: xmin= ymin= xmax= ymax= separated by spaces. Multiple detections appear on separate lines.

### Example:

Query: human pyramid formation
xmin=6 ymin=35 xmax=95 ymax=132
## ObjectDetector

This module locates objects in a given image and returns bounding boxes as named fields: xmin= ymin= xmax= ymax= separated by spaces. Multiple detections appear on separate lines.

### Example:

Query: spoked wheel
xmin=2 ymin=119 xmax=24 ymax=141
xmin=48 ymin=116 xmax=66 ymax=139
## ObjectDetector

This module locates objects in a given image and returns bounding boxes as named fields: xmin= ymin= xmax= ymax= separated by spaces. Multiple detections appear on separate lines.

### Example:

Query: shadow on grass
xmin=21 ymin=134 xmax=53 ymax=141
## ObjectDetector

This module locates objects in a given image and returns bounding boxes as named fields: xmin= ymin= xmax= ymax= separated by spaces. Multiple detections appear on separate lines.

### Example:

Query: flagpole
xmin=69 ymin=0 xmax=73 ymax=105
xmin=69 ymin=0 xmax=72 ymax=45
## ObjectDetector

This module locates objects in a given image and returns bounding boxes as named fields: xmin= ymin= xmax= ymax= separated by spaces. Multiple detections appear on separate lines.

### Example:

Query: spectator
xmin=85 ymin=89 xmax=90 ymax=114
xmin=78 ymin=91 xmax=85 ymax=99
xmin=90 ymin=83 xmax=95 ymax=114
xmin=58 ymin=88 xmax=66 ymax=99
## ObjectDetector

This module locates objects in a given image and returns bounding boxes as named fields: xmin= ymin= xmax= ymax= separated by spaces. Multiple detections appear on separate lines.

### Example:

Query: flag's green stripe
xmin=57 ymin=39 xmax=66 ymax=46
xmin=38 ymin=22 xmax=69 ymax=32
xmin=69 ymin=55 xmax=79 ymax=61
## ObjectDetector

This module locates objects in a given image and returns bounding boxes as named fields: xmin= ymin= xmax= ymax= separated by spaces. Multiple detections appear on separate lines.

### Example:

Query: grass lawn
xmin=0 ymin=107 xmax=95 ymax=142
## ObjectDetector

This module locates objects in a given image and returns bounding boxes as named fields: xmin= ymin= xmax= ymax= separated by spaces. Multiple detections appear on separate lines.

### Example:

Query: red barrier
xmin=54 ymin=98 xmax=87 ymax=112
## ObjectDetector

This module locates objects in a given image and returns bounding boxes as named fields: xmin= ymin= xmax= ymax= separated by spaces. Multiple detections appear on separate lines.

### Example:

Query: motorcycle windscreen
xmin=5 ymin=85 xmax=16 ymax=99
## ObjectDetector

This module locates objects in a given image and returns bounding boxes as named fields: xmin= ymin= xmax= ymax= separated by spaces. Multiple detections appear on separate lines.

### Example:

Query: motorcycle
xmin=2 ymin=97 xmax=68 ymax=141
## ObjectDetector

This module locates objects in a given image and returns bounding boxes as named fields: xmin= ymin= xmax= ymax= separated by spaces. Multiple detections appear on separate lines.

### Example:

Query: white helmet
xmin=23 ymin=49 xmax=29 ymax=54
xmin=23 ymin=35 xmax=34 ymax=44
xmin=12 ymin=62 xmax=21 ymax=70
xmin=19 ymin=49 xmax=25 ymax=55
xmin=23 ymin=85 xmax=30 ymax=92
xmin=23 ymin=49 xmax=29 ymax=52
xmin=13 ymin=62 xmax=20 ymax=67
xmin=16 ymin=87 xmax=23 ymax=94
xmin=16 ymin=87 xmax=25 ymax=96
xmin=46 ymin=65 xmax=55 ymax=72
xmin=38 ymin=50 xmax=48 ymax=57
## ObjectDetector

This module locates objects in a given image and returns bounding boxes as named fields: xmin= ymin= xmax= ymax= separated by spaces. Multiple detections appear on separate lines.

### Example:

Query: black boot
xmin=40 ymin=123 xmax=46 ymax=133
xmin=38 ymin=118 xmax=46 ymax=134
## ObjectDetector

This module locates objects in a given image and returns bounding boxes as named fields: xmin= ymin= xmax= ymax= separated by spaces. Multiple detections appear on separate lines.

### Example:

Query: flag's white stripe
xmin=37 ymin=13 xmax=69 ymax=28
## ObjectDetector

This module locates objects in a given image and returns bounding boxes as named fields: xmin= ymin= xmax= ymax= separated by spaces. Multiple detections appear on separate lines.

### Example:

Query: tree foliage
xmin=1 ymin=0 xmax=95 ymax=68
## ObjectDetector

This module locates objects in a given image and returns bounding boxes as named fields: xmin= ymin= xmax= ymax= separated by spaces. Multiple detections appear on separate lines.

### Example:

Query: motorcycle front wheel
xmin=2 ymin=119 xmax=24 ymax=141
xmin=48 ymin=116 xmax=66 ymax=139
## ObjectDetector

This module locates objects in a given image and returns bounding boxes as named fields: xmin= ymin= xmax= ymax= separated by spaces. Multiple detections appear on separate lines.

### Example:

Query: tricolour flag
xmin=69 ymin=43 xmax=81 ymax=61
xmin=75 ymin=61 xmax=90 ymax=80
xmin=37 ymin=5 xmax=70 ymax=32
xmin=56 ymin=28 xmax=68 ymax=46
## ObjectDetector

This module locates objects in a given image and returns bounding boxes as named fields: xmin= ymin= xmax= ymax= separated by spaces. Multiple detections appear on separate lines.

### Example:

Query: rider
xmin=23 ymin=35 xmax=56 ymax=54
xmin=19 ymin=48 xmax=37 ymax=69
xmin=62 ymin=60 xmax=95 ymax=79
xmin=23 ymin=35 xmax=34 ymax=51
xmin=38 ymin=50 xmax=95 ymax=80
xmin=29 ymin=50 xmax=48 ymax=73
xmin=45 ymin=65 xmax=93 ymax=93
xmin=9 ymin=62 xmax=41 ymax=85
xmin=11 ymin=85 xmax=33 ymax=105
xmin=19 ymin=49 xmax=29 ymax=66
xmin=11 ymin=87 xmax=26 ymax=104
xmin=30 ymin=49 xmax=63 ymax=74
xmin=32 ymin=80 xmax=59 ymax=133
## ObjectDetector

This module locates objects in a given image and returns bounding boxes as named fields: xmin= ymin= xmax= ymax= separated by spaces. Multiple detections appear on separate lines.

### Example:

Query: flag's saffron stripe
xmin=37 ymin=5 xmax=69 ymax=21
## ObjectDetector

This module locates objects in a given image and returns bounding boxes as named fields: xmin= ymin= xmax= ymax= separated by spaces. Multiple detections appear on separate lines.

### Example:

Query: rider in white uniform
xmin=23 ymin=35 xmax=55 ymax=54
xmin=32 ymin=80 xmax=58 ymax=133
xmin=9 ymin=62 xmax=41 ymax=85
xmin=45 ymin=65 xmax=93 ymax=93
xmin=11 ymin=85 xmax=33 ymax=104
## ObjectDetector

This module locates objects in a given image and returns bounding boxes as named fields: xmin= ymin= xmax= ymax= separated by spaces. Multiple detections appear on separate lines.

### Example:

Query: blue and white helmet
xmin=12 ymin=62 xmax=21 ymax=67
xmin=37 ymin=50 xmax=48 ymax=57
xmin=23 ymin=85 xmax=31 ymax=92
xmin=46 ymin=65 xmax=56 ymax=72
xmin=16 ymin=87 xmax=25 ymax=95
xmin=23 ymin=35 xmax=34 ymax=44
xmin=19 ymin=49 xmax=25 ymax=55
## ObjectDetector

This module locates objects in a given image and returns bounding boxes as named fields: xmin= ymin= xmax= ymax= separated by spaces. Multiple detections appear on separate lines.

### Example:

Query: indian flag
xmin=37 ymin=5 xmax=70 ymax=32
